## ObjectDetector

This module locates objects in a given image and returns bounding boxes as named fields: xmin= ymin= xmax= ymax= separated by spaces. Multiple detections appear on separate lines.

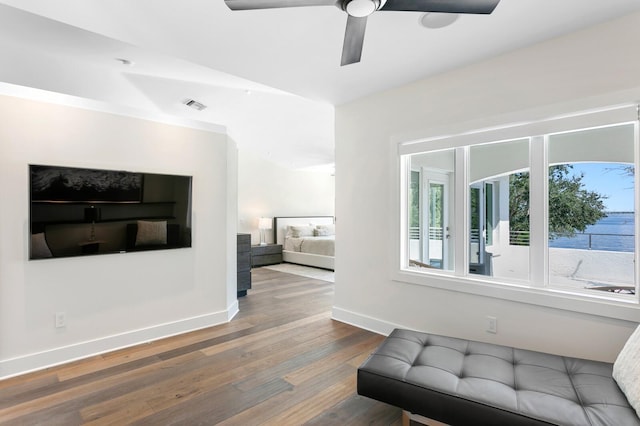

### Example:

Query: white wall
xmin=237 ymin=149 xmax=334 ymax=244
xmin=0 ymin=91 xmax=237 ymax=378
xmin=333 ymin=12 xmax=640 ymax=362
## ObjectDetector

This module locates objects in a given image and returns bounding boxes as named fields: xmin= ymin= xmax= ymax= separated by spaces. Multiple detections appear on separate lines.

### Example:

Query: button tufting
xmin=358 ymin=329 xmax=640 ymax=426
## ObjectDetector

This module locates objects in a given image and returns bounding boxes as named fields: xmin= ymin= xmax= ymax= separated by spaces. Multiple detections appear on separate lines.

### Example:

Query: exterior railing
xmin=409 ymin=227 xmax=420 ymax=240
xmin=409 ymin=227 xmax=444 ymax=240
xmin=549 ymin=232 xmax=634 ymax=252
xmin=510 ymin=230 xmax=530 ymax=246
xmin=414 ymin=228 xmax=633 ymax=251
xmin=510 ymin=230 xmax=634 ymax=252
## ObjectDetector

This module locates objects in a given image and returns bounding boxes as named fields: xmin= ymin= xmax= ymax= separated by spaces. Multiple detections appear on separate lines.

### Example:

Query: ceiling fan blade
xmin=341 ymin=15 xmax=367 ymax=66
xmin=380 ymin=0 xmax=499 ymax=14
xmin=225 ymin=0 xmax=337 ymax=10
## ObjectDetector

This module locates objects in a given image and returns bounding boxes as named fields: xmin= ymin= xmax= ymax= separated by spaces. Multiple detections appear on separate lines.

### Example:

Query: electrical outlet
xmin=55 ymin=312 xmax=66 ymax=328
xmin=486 ymin=316 xmax=497 ymax=334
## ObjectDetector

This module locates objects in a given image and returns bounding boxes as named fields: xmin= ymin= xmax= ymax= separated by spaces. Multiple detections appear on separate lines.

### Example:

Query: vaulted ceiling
xmin=1 ymin=0 xmax=639 ymax=168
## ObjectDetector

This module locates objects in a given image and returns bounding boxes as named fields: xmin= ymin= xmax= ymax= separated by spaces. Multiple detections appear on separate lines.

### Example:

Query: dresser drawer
xmin=237 ymin=271 xmax=251 ymax=292
xmin=238 ymin=251 xmax=251 ymax=272
xmin=237 ymin=234 xmax=251 ymax=253
xmin=237 ymin=233 xmax=252 ymax=296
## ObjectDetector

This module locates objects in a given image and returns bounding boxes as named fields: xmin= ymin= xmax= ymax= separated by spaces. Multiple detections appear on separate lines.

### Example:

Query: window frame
xmin=394 ymin=104 xmax=640 ymax=322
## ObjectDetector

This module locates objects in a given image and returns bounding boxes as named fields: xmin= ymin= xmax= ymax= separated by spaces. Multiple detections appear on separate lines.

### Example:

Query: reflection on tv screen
xmin=29 ymin=164 xmax=192 ymax=260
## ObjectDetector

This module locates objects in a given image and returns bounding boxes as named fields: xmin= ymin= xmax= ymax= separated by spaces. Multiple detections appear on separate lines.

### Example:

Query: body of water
xmin=549 ymin=212 xmax=635 ymax=252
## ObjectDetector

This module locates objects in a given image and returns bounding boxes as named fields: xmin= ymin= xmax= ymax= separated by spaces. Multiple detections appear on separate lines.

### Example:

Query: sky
xmin=569 ymin=163 xmax=635 ymax=212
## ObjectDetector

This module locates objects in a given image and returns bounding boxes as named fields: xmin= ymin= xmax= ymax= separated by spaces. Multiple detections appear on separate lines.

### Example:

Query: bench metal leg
xmin=403 ymin=411 xmax=450 ymax=426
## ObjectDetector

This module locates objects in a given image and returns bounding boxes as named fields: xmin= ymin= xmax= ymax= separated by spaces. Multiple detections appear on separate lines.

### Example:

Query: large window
xmin=547 ymin=124 xmax=636 ymax=296
xmin=401 ymin=114 xmax=638 ymax=304
xmin=469 ymin=139 xmax=530 ymax=280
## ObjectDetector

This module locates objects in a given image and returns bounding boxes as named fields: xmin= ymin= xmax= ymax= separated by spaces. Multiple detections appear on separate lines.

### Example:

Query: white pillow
xmin=136 ymin=220 xmax=167 ymax=246
xmin=613 ymin=324 xmax=640 ymax=418
xmin=31 ymin=232 xmax=52 ymax=258
xmin=314 ymin=224 xmax=335 ymax=236
xmin=287 ymin=225 xmax=315 ymax=238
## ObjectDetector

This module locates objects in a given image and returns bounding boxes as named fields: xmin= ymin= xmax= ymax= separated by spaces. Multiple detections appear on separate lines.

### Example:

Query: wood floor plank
xmin=0 ymin=267 xmax=400 ymax=425
xmin=216 ymin=364 xmax=357 ymax=426
xmin=284 ymin=333 xmax=384 ymax=386
xmin=198 ymin=312 xmax=331 ymax=357
xmin=304 ymin=394 xmax=403 ymax=426
xmin=263 ymin=373 xmax=358 ymax=425
xmin=59 ymin=317 xmax=258 ymax=382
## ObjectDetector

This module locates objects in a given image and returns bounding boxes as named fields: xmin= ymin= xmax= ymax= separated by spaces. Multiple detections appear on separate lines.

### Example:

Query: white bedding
xmin=274 ymin=217 xmax=336 ymax=270
xmin=284 ymin=235 xmax=335 ymax=256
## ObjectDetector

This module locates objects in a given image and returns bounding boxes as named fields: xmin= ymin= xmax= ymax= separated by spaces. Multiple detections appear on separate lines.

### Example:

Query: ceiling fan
xmin=224 ymin=0 xmax=500 ymax=66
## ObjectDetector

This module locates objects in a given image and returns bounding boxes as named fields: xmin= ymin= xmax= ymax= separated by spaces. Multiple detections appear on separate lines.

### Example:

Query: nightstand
xmin=251 ymin=244 xmax=283 ymax=267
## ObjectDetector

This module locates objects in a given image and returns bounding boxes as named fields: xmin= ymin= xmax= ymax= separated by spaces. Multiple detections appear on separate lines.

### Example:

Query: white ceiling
xmin=1 ymin=0 xmax=639 ymax=169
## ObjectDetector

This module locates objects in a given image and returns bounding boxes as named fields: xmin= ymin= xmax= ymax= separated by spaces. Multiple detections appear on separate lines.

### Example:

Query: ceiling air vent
xmin=183 ymin=99 xmax=207 ymax=111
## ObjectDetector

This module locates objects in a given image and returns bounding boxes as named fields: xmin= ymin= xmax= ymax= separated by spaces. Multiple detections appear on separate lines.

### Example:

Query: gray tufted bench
xmin=357 ymin=329 xmax=640 ymax=425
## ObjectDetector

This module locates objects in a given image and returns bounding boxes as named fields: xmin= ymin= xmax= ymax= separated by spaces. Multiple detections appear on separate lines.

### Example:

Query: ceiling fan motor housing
xmin=343 ymin=0 xmax=381 ymax=17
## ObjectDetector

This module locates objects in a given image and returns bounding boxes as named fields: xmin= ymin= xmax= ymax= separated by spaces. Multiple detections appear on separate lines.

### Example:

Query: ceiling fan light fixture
xmin=419 ymin=12 xmax=459 ymax=29
xmin=344 ymin=0 xmax=379 ymax=17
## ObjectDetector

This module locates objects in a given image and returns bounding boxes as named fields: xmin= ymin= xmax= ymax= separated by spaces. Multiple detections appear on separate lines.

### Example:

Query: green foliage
xmin=429 ymin=184 xmax=443 ymax=228
xmin=509 ymin=165 xmax=608 ymax=240
xmin=547 ymin=165 xmax=607 ymax=237
xmin=620 ymin=165 xmax=635 ymax=177
xmin=509 ymin=172 xmax=530 ymax=233
xmin=410 ymin=171 xmax=419 ymax=227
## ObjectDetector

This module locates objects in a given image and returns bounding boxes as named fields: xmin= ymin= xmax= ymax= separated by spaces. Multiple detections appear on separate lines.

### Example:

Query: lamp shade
xmin=258 ymin=217 xmax=272 ymax=230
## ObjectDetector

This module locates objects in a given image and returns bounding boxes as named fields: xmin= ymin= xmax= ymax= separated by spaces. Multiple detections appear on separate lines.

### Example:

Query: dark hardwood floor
xmin=0 ymin=267 xmax=401 ymax=425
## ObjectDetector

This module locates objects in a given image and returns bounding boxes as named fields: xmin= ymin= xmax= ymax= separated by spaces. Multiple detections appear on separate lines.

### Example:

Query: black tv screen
xmin=29 ymin=165 xmax=192 ymax=260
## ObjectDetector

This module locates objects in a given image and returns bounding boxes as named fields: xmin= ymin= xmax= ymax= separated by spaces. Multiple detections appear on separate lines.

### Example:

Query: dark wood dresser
xmin=237 ymin=233 xmax=251 ymax=297
xmin=251 ymin=244 xmax=283 ymax=267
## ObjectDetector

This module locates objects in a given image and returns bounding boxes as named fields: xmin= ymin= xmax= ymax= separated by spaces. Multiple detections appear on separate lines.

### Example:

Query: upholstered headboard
xmin=274 ymin=216 xmax=335 ymax=245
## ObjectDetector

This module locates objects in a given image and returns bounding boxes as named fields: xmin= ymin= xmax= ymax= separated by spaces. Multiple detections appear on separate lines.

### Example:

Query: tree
xmin=618 ymin=164 xmax=635 ymax=177
xmin=509 ymin=165 xmax=607 ymax=240
xmin=509 ymin=172 xmax=530 ymax=235
xmin=410 ymin=171 xmax=420 ymax=229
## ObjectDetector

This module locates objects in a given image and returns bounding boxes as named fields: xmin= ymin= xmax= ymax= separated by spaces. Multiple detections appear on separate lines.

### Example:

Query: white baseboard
xmin=0 ymin=308 xmax=234 ymax=380
xmin=227 ymin=299 xmax=239 ymax=321
xmin=331 ymin=306 xmax=407 ymax=336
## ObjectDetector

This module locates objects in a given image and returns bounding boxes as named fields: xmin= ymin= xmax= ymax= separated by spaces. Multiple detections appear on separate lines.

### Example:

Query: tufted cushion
xmin=358 ymin=329 xmax=640 ymax=426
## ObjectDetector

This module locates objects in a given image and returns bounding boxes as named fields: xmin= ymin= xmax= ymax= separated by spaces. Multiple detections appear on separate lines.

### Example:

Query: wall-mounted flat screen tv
xmin=29 ymin=164 xmax=192 ymax=260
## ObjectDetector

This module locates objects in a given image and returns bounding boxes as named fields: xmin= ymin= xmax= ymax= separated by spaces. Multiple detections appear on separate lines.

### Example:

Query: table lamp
xmin=258 ymin=217 xmax=272 ymax=246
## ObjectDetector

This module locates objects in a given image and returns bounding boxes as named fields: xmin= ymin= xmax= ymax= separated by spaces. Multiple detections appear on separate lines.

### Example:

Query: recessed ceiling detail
xmin=419 ymin=12 xmax=459 ymax=29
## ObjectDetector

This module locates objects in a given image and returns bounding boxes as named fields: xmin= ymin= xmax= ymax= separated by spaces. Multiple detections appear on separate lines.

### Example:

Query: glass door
xmin=469 ymin=183 xmax=485 ymax=266
xmin=423 ymin=172 xmax=450 ymax=269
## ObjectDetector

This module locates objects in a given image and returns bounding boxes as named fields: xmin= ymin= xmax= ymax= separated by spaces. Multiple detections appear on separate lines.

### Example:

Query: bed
xmin=274 ymin=216 xmax=335 ymax=270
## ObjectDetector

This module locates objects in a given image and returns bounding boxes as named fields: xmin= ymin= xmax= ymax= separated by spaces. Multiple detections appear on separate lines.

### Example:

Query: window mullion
xmin=529 ymin=136 xmax=547 ymax=287
xmin=454 ymin=146 xmax=468 ymax=277
xmin=634 ymin=119 xmax=639 ymax=301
